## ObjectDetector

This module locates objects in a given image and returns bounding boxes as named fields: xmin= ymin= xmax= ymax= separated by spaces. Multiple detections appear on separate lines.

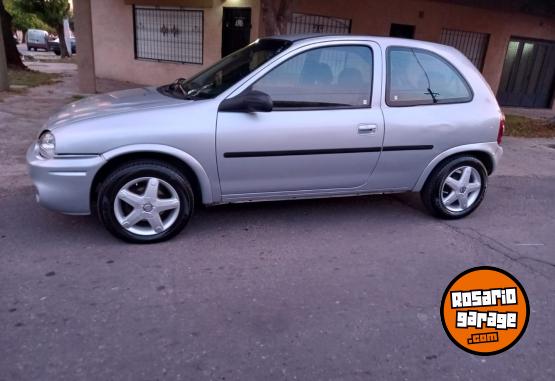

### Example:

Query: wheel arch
xmin=91 ymin=144 xmax=215 ymax=208
xmin=413 ymin=143 xmax=500 ymax=192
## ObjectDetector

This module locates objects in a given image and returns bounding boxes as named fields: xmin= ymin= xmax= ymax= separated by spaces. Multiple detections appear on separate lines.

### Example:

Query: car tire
xmin=421 ymin=156 xmax=488 ymax=219
xmin=97 ymin=160 xmax=195 ymax=243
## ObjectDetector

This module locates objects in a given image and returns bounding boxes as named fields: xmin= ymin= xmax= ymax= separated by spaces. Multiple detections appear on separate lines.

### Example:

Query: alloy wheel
xmin=113 ymin=177 xmax=181 ymax=236
xmin=440 ymin=166 xmax=482 ymax=213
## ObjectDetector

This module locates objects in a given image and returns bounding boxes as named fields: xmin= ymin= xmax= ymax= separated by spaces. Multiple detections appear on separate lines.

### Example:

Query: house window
xmin=133 ymin=6 xmax=203 ymax=64
xmin=390 ymin=23 xmax=415 ymax=39
xmin=287 ymin=13 xmax=351 ymax=35
xmin=440 ymin=29 xmax=489 ymax=70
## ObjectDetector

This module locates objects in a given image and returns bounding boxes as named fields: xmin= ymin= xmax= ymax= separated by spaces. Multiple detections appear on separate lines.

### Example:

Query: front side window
xmin=387 ymin=47 xmax=472 ymax=106
xmin=252 ymin=45 xmax=373 ymax=109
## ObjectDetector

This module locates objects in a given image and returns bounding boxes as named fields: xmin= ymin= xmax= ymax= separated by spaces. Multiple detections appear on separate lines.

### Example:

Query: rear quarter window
xmin=386 ymin=47 xmax=473 ymax=107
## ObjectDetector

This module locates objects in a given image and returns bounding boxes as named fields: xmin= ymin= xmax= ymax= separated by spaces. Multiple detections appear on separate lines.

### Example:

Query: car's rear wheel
xmin=97 ymin=160 xmax=194 ymax=243
xmin=421 ymin=156 xmax=487 ymax=219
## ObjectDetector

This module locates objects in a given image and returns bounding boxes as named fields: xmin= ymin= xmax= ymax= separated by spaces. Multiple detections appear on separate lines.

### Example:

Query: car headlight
xmin=38 ymin=130 xmax=56 ymax=159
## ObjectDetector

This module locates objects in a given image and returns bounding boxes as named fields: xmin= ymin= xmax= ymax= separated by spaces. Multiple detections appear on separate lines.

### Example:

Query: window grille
xmin=287 ymin=13 xmax=351 ymax=35
xmin=133 ymin=6 xmax=203 ymax=64
xmin=440 ymin=29 xmax=489 ymax=70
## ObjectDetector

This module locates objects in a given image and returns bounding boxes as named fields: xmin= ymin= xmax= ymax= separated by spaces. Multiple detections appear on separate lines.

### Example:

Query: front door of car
xmin=216 ymin=43 xmax=384 ymax=197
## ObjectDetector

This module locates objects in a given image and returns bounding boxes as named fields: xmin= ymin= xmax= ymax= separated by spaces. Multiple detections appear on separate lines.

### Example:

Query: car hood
xmin=47 ymin=87 xmax=188 ymax=129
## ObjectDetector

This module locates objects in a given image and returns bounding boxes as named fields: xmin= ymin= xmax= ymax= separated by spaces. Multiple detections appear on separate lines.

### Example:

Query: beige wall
xmin=91 ymin=0 xmax=555 ymax=107
xmin=91 ymin=0 xmax=260 ymax=85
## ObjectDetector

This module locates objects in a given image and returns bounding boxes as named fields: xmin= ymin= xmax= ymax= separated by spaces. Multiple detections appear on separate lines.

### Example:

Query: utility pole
xmin=0 ymin=13 xmax=9 ymax=91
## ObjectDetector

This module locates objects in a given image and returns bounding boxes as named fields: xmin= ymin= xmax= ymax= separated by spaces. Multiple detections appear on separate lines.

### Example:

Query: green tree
xmin=5 ymin=0 xmax=51 ymax=42
xmin=16 ymin=0 xmax=70 ymax=57
xmin=0 ymin=0 xmax=25 ymax=69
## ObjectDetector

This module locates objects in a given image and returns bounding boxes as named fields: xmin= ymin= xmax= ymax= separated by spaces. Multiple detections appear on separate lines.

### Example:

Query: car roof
xmin=264 ymin=34 xmax=458 ymax=55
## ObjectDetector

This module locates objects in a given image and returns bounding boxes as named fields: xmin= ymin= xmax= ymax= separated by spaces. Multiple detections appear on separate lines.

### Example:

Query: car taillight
xmin=497 ymin=115 xmax=505 ymax=145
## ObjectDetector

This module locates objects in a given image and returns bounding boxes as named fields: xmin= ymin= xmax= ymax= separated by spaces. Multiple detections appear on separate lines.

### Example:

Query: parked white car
xmin=26 ymin=29 xmax=49 ymax=51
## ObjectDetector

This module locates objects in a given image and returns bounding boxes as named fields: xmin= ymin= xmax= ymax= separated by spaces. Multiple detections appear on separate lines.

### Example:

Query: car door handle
xmin=358 ymin=124 xmax=377 ymax=134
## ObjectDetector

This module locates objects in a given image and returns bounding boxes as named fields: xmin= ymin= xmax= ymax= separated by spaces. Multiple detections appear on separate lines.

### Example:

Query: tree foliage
xmin=15 ymin=0 xmax=70 ymax=28
xmin=4 ymin=0 xmax=51 ymax=33
xmin=0 ymin=0 xmax=25 ymax=69
xmin=16 ymin=0 xmax=71 ymax=57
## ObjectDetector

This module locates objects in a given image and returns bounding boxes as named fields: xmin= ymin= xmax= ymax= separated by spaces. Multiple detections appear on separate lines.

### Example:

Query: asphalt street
xmin=1 ymin=60 xmax=554 ymax=380
xmin=1 ymin=158 xmax=555 ymax=380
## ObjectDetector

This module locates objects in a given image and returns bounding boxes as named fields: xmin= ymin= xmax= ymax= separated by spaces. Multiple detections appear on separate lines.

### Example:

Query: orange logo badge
xmin=441 ymin=267 xmax=529 ymax=355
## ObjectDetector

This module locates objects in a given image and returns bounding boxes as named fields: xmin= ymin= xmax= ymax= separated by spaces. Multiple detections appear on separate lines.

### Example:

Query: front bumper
xmin=26 ymin=144 xmax=106 ymax=215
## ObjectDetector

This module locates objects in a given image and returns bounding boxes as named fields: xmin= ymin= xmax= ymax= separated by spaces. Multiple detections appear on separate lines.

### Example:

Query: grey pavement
xmin=17 ymin=43 xmax=65 ymax=63
xmin=1 ymin=65 xmax=555 ymax=381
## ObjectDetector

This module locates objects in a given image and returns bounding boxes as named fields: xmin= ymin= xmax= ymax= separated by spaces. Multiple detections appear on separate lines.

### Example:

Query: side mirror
xmin=219 ymin=90 xmax=273 ymax=113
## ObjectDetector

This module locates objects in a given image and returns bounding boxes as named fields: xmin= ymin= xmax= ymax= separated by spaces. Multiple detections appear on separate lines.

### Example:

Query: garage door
xmin=497 ymin=37 xmax=555 ymax=108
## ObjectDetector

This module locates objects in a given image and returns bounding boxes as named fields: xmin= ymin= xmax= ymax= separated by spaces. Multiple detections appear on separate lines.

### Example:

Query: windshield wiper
xmin=425 ymin=88 xmax=440 ymax=104
xmin=169 ymin=77 xmax=188 ymax=97
xmin=186 ymin=82 xmax=214 ymax=97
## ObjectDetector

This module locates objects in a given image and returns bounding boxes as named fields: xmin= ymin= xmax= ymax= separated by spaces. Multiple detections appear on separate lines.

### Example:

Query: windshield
xmin=159 ymin=39 xmax=292 ymax=100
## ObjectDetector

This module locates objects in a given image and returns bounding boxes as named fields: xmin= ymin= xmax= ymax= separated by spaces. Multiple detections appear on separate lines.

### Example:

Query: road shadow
xmin=1 ymin=190 xmax=428 ymax=246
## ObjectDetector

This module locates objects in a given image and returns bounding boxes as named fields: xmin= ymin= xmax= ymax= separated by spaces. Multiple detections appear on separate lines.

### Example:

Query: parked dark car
xmin=50 ymin=37 xmax=76 ymax=55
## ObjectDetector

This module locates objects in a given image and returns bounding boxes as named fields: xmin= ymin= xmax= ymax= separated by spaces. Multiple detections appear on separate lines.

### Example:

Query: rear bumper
xmin=27 ymin=42 xmax=49 ymax=49
xmin=26 ymin=144 xmax=106 ymax=215
xmin=491 ymin=145 xmax=503 ymax=172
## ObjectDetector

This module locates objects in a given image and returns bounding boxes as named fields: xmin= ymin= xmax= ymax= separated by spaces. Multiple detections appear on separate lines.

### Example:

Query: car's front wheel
xmin=421 ymin=156 xmax=488 ymax=219
xmin=97 ymin=160 xmax=194 ymax=243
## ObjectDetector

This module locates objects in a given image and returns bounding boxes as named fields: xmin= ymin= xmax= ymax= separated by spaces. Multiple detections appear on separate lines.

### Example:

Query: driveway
xmin=1 ymin=68 xmax=554 ymax=380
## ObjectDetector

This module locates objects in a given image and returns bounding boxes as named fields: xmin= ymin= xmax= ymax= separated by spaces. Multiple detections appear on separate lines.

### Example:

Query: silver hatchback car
xmin=27 ymin=35 xmax=504 ymax=243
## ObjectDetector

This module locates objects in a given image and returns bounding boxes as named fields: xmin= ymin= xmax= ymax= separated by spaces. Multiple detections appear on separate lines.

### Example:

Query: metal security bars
xmin=440 ymin=29 xmax=489 ymax=70
xmin=133 ymin=6 xmax=203 ymax=64
xmin=287 ymin=13 xmax=352 ymax=35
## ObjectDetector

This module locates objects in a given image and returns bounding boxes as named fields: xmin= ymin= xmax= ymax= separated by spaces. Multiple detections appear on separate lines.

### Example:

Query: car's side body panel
xmin=369 ymin=101 xmax=500 ymax=191
xmin=216 ymin=40 xmax=385 ymax=198
xmin=217 ymin=109 xmax=385 ymax=194
xmin=365 ymin=39 xmax=502 ymax=191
